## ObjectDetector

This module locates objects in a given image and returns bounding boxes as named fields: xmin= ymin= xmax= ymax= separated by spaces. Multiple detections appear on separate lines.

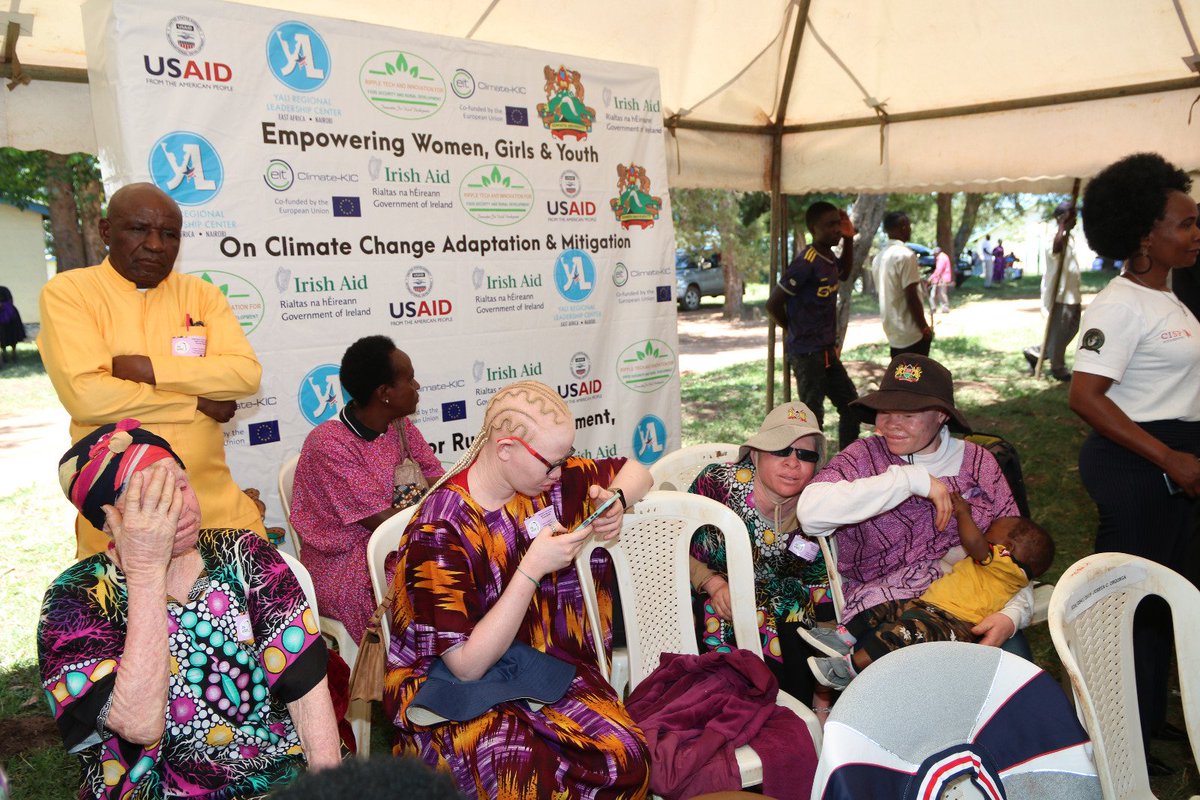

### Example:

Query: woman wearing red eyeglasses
xmin=688 ymin=401 xmax=830 ymax=706
xmin=384 ymin=380 xmax=652 ymax=800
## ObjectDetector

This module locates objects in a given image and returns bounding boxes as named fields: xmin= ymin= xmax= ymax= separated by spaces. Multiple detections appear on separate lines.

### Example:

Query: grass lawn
xmin=3 ymin=273 xmax=1197 ymax=796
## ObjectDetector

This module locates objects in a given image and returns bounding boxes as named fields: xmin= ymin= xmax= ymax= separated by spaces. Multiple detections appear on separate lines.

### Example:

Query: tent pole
xmin=766 ymin=0 xmax=812 ymax=414
xmin=1034 ymin=179 xmax=1082 ymax=379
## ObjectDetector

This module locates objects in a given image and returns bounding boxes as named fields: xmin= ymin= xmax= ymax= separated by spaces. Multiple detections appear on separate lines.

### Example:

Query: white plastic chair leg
xmin=320 ymin=618 xmax=370 ymax=758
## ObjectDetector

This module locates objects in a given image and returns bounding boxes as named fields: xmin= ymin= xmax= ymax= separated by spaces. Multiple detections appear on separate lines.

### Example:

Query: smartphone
xmin=560 ymin=492 xmax=621 ymax=535
xmin=1164 ymin=473 xmax=1183 ymax=496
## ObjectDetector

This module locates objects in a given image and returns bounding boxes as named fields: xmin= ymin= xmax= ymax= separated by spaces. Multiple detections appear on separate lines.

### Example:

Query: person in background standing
xmin=0 ymin=286 xmax=25 ymax=365
xmin=766 ymin=201 xmax=861 ymax=450
xmin=991 ymin=240 xmax=1007 ymax=285
xmin=873 ymin=211 xmax=933 ymax=357
xmin=1068 ymin=153 xmax=1200 ymax=777
xmin=929 ymin=247 xmax=953 ymax=314
xmin=980 ymin=235 xmax=995 ymax=288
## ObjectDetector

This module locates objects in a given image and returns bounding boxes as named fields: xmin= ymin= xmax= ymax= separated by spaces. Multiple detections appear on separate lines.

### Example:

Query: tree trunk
xmin=936 ymin=193 xmax=953 ymax=255
xmin=720 ymin=248 xmax=744 ymax=320
xmin=836 ymin=193 xmax=888 ymax=348
xmin=45 ymin=152 xmax=86 ymax=272
xmin=75 ymin=161 xmax=108 ymax=266
xmin=953 ymin=193 xmax=985 ymax=259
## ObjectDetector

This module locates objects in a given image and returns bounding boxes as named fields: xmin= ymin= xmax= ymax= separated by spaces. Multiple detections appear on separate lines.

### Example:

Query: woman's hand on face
xmin=521 ymin=522 xmax=591 ymax=581
xmin=702 ymin=575 xmax=733 ymax=621
xmin=1163 ymin=449 xmax=1200 ymax=497
xmin=586 ymin=484 xmax=624 ymax=543
xmin=103 ymin=465 xmax=182 ymax=579
xmin=926 ymin=476 xmax=953 ymax=531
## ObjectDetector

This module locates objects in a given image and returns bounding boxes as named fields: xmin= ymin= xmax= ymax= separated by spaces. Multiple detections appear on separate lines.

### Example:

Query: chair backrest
xmin=367 ymin=505 xmax=419 ymax=643
xmin=817 ymin=535 xmax=846 ymax=623
xmin=279 ymin=550 xmax=319 ymax=619
xmin=648 ymin=443 xmax=741 ymax=491
xmin=1048 ymin=552 xmax=1200 ymax=800
xmin=277 ymin=453 xmax=302 ymax=555
xmin=574 ymin=490 xmax=760 ymax=690
xmin=813 ymin=641 xmax=1101 ymax=799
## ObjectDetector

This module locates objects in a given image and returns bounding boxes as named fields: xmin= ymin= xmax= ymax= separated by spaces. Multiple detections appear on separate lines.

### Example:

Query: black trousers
xmin=1078 ymin=420 xmax=1200 ymax=747
xmin=788 ymin=349 xmax=860 ymax=450
xmin=890 ymin=336 xmax=931 ymax=359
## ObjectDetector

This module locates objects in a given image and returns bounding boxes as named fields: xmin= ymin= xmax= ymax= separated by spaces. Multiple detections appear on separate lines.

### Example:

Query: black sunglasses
xmin=765 ymin=445 xmax=820 ymax=463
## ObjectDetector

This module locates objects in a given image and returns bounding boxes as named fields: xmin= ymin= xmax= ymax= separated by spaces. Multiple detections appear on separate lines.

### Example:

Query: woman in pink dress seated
xmin=291 ymin=335 xmax=443 ymax=644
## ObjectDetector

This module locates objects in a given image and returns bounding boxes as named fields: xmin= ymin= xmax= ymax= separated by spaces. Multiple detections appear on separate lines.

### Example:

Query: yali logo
xmin=166 ymin=16 xmax=204 ymax=55
xmin=266 ymin=21 xmax=330 ymax=92
xmin=298 ymin=363 xmax=349 ymax=426
xmin=554 ymin=249 xmax=595 ymax=302
xmin=149 ymin=131 xmax=223 ymax=206
xmin=633 ymin=415 xmax=667 ymax=465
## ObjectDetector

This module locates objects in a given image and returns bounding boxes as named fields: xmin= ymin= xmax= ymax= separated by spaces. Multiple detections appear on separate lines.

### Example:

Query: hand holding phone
xmin=559 ymin=491 xmax=620 ymax=535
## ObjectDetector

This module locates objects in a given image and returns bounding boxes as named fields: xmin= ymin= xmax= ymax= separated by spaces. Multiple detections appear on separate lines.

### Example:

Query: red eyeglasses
xmin=498 ymin=436 xmax=575 ymax=475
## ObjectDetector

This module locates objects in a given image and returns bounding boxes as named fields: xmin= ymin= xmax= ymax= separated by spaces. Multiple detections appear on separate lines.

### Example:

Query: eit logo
xmin=633 ymin=415 xmax=667 ymax=465
xmin=148 ymin=131 xmax=223 ymax=206
xmin=554 ymin=249 xmax=595 ymax=302
xmin=298 ymin=363 xmax=350 ymax=425
xmin=266 ymin=21 xmax=330 ymax=92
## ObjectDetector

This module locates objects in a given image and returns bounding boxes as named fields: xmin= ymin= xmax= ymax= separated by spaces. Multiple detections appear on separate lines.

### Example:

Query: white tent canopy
xmin=1 ymin=0 xmax=1198 ymax=193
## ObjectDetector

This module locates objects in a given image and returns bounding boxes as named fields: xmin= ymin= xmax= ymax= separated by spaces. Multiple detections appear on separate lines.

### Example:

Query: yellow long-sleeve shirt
xmin=920 ymin=544 xmax=1029 ymax=625
xmin=38 ymin=258 xmax=266 ymax=558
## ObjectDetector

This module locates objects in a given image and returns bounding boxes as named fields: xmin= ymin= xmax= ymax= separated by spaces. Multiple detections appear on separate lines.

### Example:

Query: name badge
xmin=524 ymin=506 xmax=559 ymax=537
xmin=234 ymin=612 xmax=254 ymax=644
xmin=788 ymin=535 xmax=821 ymax=562
xmin=171 ymin=335 xmax=207 ymax=357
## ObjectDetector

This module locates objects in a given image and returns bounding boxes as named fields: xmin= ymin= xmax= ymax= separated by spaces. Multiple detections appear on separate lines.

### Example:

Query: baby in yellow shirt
xmin=807 ymin=493 xmax=1054 ymax=690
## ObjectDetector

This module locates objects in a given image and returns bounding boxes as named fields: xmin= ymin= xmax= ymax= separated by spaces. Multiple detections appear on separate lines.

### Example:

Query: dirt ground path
xmin=677 ymin=294 xmax=1042 ymax=375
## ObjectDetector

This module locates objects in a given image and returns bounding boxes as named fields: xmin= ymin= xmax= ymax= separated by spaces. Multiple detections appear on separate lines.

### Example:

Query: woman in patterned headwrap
xmin=38 ymin=419 xmax=339 ymax=799
xmin=384 ymin=381 xmax=652 ymax=800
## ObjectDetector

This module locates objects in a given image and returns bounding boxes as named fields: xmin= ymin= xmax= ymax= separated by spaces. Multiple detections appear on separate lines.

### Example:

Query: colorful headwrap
xmin=58 ymin=419 xmax=184 ymax=530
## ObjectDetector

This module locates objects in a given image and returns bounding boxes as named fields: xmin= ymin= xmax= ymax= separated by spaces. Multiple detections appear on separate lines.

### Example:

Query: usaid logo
xmin=298 ymin=363 xmax=349 ymax=426
xmin=406 ymin=266 xmax=433 ymax=297
xmin=554 ymin=248 xmax=595 ymax=302
xmin=166 ymin=16 xmax=204 ymax=55
xmin=570 ymin=352 xmax=591 ymax=379
xmin=560 ymin=169 xmax=581 ymax=198
xmin=633 ymin=415 xmax=667 ymax=464
xmin=148 ymin=131 xmax=223 ymax=206
xmin=266 ymin=21 xmax=330 ymax=92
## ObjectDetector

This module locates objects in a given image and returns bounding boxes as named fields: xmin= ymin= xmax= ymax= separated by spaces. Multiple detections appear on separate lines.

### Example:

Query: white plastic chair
xmin=279 ymin=551 xmax=318 ymax=616
xmin=277 ymin=453 xmax=301 ymax=557
xmin=574 ymin=490 xmax=822 ymax=789
xmin=648 ymin=442 xmax=740 ymax=491
xmin=366 ymin=505 xmax=419 ymax=645
xmin=1048 ymin=553 xmax=1200 ymax=800
xmin=278 ymin=453 xmax=371 ymax=756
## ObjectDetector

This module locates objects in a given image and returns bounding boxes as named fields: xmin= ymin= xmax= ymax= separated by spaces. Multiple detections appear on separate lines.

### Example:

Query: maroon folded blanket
xmin=625 ymin=649 xmax=816 ymax=799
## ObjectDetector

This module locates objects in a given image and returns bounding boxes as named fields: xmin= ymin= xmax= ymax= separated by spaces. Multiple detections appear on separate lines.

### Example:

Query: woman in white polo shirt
xmin=1068 ymin=152 xmax=1200 ymax=775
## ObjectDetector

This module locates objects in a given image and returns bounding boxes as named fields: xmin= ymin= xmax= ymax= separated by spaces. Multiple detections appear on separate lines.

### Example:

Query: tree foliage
xmin=0 ymin=148 xmax=105 ymax=270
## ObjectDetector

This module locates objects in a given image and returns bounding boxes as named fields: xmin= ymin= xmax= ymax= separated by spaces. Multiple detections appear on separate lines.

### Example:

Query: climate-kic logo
xmin=149 ymin=131 xmax=223 ymax=206
xmin=554 ymin=249 xmax=596 ymax=302
xmin=633 ymin=415 xmax=667 ymax=464
xmin=267 ymin=21 xmax=330 ymax=92
xmin=264 ymin=159 xmax=294 ymax=191
xmin=299 ymin=364 xmax=350 ymax=425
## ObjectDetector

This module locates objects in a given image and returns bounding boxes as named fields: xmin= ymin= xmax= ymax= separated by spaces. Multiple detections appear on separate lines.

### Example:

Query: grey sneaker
xmin=798 ymin=624 xmax=856 ymax=658
xmin=809 ymin=656 xmax=855 ymax=690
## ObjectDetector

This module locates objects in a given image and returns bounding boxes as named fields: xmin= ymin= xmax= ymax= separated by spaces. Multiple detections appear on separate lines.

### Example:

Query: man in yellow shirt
xmin=39 ymin=183 xmax=265 ymax=557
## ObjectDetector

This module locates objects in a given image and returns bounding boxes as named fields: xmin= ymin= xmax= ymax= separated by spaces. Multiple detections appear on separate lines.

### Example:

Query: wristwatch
xmin=613 ymin=487 xmax=627 ymax=511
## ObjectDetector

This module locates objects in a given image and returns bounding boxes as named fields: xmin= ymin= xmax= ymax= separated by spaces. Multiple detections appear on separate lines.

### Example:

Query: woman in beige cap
xmin=688 ymin=401 xmax=833 ymax=707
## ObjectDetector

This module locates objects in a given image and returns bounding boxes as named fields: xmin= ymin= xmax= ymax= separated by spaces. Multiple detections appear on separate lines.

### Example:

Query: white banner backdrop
xmin=82 ymin=0 xmax=681 ymax=545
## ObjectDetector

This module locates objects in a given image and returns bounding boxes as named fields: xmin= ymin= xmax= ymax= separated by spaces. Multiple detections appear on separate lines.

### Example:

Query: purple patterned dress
xmin=38 ymin=529 xmax=327 ymax=799
xmin=809 ymin=436 xmax=1018 ymax=622
xmin=384 ymin=458 xmax=650 ymax=800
